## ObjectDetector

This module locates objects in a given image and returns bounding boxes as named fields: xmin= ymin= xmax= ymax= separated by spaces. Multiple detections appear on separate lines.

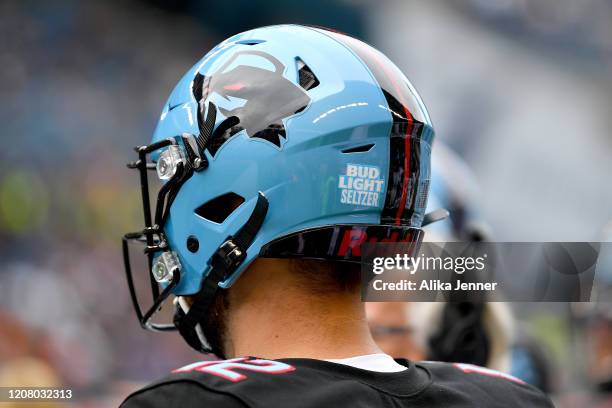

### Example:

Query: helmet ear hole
xmin=195 ymin=192 xmax=245 ymax=224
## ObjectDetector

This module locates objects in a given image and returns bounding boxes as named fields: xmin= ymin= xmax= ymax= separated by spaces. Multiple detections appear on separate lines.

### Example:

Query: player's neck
xmin=223 ymin=262 xmax=382 ymax=360
xmin=228 ymin=297 xmax=380 ymax=360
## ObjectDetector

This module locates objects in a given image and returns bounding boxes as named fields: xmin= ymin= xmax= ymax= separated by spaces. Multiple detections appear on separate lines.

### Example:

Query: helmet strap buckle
xmin=214 ymin=240 xmax=246 ymax=272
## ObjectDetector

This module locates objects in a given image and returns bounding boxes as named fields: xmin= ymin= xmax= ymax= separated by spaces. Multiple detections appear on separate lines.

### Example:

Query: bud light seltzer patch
xmin=338 ymin=164 xmax=385 ymax=207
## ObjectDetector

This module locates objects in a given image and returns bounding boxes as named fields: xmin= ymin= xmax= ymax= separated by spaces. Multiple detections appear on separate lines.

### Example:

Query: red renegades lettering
xmin=337 ymin=229 xmax=367 ymax=256
xmin=173 ymin=358 xmax=295 ymax=382
xmin=337 ymin=229 xmax=415 ymax=257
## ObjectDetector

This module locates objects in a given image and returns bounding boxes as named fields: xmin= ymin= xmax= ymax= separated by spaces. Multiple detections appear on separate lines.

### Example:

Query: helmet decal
xmin=338 ymin=163 xmax=385 ymax=208
xmin=191 ymin=50 xmax=311 ymax=156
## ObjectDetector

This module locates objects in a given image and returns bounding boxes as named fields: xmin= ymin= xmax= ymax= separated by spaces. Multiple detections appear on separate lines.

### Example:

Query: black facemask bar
xmin=122 ymin=135 xmax=204 ymax=331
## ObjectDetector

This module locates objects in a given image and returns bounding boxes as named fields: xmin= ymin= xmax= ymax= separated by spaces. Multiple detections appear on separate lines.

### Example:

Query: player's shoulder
xmin=120 ymin=357 xmax=298 ymax=408
xmin=418 ymin=361 xmax=554 ymax=407
xmin=121 ymin=357 xmax=555 ymax=408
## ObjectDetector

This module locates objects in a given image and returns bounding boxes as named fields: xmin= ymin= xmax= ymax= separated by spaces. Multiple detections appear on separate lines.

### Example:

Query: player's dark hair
xmin=201 ymin=289 xmax=230 ymax=359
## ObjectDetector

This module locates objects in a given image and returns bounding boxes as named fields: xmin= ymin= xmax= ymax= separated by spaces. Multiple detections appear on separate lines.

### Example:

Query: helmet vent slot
xmin=236 ymin=39 xmax=266 ymax=46
xmin=195 ymin=192 xmax=245 ymax=223
xmin=296 ymin=58 xmax=320 ymax=91
xmin=341 ymin=143 xmax=375 ymax=154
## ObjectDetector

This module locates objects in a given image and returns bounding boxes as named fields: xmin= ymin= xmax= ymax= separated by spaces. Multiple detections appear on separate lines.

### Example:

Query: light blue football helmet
xmin=122 ymin=24 xmax=435 ymax=353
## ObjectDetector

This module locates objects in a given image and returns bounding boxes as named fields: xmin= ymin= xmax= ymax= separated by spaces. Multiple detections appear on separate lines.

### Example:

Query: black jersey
xmin=120 ymin=357 xmax=554 ymax=407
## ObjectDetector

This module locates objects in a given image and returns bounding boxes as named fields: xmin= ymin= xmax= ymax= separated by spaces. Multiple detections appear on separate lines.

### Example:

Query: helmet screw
xmin=193 ymin=157 xmax=208 ymax=171
xmin=186 ymin=236 xmax=199 ymax=253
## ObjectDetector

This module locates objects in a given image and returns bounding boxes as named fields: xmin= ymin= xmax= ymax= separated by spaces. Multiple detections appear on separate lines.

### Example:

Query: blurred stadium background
xmin=0 ymin=0 xmax=611 ymax=406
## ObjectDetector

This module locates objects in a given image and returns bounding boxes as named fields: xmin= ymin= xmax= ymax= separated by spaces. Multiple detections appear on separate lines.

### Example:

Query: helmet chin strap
xmin=174 ymin=192 xmax=269 ymax=356
xmin=175 ymin=297 xmax=211 ymax=351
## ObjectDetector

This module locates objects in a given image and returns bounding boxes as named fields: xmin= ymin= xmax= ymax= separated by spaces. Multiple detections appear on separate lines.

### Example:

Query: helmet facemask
xmin=122 ymin=109 xmax=270 ymax=352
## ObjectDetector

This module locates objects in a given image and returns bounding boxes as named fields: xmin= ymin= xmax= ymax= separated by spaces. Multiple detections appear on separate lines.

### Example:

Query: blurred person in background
xmin=366 ymin=299 xmax=514 ymax=373
xmin=367 ymin=302 xmax=425 ymax=362
xmin=560 ymin=223 xmax=612 ymax=407
xmin=367 ymin=144 xmax=512 ymax=373
xmin=416 ymin=145 xmax=514 ymax=373
xmin=367 ymin=144 xmax=553 ymax=391
xmin=366 ymin=301 xmax=515 ymax=371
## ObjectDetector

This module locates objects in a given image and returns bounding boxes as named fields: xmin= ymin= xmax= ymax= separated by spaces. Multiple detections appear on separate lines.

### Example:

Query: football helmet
xmin=122 ymin=25 xmax=436 ymax=353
